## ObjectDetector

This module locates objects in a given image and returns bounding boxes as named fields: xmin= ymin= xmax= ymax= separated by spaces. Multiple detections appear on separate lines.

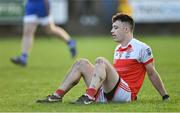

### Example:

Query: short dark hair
xmin=112 ymin=13 xmax=134 ymax=32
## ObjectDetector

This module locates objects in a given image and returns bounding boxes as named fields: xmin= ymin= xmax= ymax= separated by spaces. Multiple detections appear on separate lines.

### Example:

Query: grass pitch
xmin=0 ymin=36 xmax=180 ymax=112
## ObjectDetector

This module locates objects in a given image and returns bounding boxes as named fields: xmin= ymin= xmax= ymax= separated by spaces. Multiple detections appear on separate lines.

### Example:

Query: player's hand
xmin=162 ymin=94 xmax=170 ymax=101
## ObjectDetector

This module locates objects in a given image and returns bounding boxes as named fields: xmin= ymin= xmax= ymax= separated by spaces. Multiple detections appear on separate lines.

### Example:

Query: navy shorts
xmin=25 ymin=0 xmax=49 ymax=18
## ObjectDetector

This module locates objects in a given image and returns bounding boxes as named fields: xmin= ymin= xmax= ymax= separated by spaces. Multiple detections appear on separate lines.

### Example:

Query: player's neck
xmin=121 ymin=36 xmax=133 ymax=47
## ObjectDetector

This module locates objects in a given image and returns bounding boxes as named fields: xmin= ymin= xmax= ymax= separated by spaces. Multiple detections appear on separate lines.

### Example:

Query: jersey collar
xmin=117 ymin=38 xmax=134 ymax=52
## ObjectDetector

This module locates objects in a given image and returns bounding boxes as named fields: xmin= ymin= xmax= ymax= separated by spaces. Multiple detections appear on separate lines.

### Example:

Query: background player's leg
xmin=45 ymin=22 xmax=71 ymax=42
xmin=10 ymin=22 xmax=38 ymax=66
xmin=21 ymin=22 xmax=38 ymax=56
xmin=44 ymin=22 xmax=77 ymax=58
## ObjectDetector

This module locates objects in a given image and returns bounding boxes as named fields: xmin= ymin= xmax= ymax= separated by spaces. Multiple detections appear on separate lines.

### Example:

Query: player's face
xmin=111 ymin=20 xmax=127 ymax=43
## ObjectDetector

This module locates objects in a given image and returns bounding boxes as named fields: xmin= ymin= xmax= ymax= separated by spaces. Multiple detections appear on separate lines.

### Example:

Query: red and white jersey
xmin=113 ymin=38 xmax=153 ymax=100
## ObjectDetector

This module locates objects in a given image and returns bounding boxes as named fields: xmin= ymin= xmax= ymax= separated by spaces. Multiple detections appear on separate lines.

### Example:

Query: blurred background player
xmin=10 ymin=0 xmax=77 ymax=66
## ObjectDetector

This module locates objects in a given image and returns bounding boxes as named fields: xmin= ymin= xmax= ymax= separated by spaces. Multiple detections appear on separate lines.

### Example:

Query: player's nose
xmin=111 ymin=29 xmax=114 ymax=34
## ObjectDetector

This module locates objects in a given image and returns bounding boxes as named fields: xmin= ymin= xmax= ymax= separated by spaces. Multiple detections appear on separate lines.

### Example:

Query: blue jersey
xmin=25 ymin=0 xmax=49 ymax=17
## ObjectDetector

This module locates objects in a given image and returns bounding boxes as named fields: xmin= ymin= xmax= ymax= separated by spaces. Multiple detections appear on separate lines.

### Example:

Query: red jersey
xmin=113 ymin=38 xmax=153 ymax=100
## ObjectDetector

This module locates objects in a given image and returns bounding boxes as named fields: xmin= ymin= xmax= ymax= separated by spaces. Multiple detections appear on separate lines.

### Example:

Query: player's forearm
xmin=148 ymin=73 xmax=168 ymax=96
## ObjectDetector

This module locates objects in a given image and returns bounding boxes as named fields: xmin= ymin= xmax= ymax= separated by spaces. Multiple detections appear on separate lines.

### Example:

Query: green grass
xmin=0 ymin=36 xmax=180 ymax=112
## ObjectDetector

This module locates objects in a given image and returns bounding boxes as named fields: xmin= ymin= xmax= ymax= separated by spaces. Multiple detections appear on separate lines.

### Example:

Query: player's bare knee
xmin=78 ymin=58 xmax=89 ymax=65
xmin=95 ymin=57 xmax=106 ymax=65
xmin=75 ymin=58 xmax=89 ymax=70
xmin=73 ymin=60 xmax=81 ymax=70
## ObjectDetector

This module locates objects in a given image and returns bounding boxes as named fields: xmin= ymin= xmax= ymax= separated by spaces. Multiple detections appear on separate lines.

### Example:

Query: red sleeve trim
xmin=143 ymin=58 xmax=154 ymax=65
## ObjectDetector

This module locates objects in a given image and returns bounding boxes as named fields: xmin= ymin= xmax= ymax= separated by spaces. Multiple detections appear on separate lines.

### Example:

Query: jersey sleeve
xmin=140 ymin=45 xmax=153 ymax=65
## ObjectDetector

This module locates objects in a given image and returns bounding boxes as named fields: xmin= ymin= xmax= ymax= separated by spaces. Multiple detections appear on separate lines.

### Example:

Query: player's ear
xmin=124 ymin=27 xmax=129 ymax=33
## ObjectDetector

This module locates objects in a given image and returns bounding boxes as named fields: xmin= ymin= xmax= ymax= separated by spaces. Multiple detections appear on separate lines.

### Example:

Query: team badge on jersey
xmin=146 ymin=48 xmax=151 ymax=56
xmin=125 ymin=52 xmax=131 ymax=58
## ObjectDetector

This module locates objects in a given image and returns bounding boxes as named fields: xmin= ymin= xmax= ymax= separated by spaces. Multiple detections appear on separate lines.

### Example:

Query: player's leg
xmin=36 ymin=58 xmax=94 ymax=103
xmin=21 ymin=22 xmax=38 ymax=56
xmin=10 ymin=16 xmax=38 ymax=66
xmin=56 ymin=58 xmax=94 ymax=94
xmin=43 ymin=21 xmax=77 ymax=58
xmin=45 ymin=21 xmax=70 ymax=42
xmin=39 ymin=0 xmax=76 ymax=57
xmin=92 ymin=57 xmax=119 ymax=93
xmin=74 ymin=57 xmax=120 ymax=104
xmin=10 ymin=0 xmax=39 ymax=66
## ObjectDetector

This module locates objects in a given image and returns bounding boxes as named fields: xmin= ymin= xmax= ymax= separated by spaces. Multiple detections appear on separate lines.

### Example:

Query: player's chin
xmin=113 ymin=38 xmax=118 ymax=42
xmin=112 ymin=36 xmax=116 ymax=40
xmin=114 ymin=39 xmax=121 ymax=43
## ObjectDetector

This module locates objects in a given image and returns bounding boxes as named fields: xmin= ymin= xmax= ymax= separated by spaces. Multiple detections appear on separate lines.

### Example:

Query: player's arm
xmin=145 ymin=62 xmax=170 ymax=101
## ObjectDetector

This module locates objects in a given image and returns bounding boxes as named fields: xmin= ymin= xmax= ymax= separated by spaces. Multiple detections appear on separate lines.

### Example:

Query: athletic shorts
xmin=24 ymin=0 xmax=51 ymax=25
xmin=95 ymin=79 xmax=131 ymax=103
xmin=23 ymin=15 xmax=51 ymax=26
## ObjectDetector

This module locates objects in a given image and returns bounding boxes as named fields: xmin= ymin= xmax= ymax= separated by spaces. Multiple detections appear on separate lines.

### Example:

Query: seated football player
xmin=36 ymin=13 xmax=169 ymax=104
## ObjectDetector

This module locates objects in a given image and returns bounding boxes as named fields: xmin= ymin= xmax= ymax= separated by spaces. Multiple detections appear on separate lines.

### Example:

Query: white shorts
xmin=23 ymin=15 xmax=52 ymax=26
xmin=95 ymin=79 xmax=131 ymax=103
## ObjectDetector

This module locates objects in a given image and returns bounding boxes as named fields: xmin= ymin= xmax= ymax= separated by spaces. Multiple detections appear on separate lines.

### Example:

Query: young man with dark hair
xmin=37 ymin=13 xmax=169 ymax=104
